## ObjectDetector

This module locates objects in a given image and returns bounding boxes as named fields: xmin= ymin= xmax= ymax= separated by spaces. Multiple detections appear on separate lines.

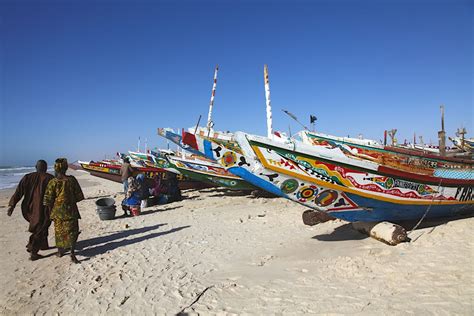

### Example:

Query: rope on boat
xmin=408 ymin=179 xmax=443 ymax=239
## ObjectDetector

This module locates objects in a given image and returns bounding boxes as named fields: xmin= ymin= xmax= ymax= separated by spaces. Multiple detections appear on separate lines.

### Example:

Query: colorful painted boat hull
xmin=78 ymin=161 xmax=212 ymax=190
xmin=182 ymin=132 xmax=474 ymax=222
xmin=158 ymin=128 xmax=257 ymax=190
xmin=167 ymin=156 xmax=257 ymax=191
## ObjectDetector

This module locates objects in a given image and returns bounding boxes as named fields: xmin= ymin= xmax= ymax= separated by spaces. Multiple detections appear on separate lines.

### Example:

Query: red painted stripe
xmin=377 ymin=165 xmax=473 ymax=186
xmin=384 ymin=146 xmax=472 ymax=164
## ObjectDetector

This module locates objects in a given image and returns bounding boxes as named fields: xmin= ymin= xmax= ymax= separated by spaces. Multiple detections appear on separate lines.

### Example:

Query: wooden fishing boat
xmin=299 ymin=131 xmax=473 ymax=178
xmin=158 ymin=128 xmax=257 ymax=190
xmin=78 ymin=160 xmax=211 ymax=190
xmin=127 ymin=151 xmax=176 ymax=170
xmin=182 ymin=130 xmax=473 ymax=222
xmin=166 ymin=154 xmax=257 ymax=190
xmin=172 ymin=64 xmax=473 ymax=227
xmin=78 ymin=160 xmax=123 ymax=177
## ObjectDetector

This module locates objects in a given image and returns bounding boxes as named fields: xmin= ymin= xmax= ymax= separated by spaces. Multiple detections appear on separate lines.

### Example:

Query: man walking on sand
xmin=7 ymin=160 xmax=54 ymax=261
xmin=120 ymin=157 xmax=134 ymax=194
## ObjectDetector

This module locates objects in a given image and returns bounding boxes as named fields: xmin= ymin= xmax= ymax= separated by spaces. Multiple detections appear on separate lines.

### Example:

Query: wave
xmin=0 ymin=166 xmax=35 ymax=171
xmin=0 ymin=167 xmax=53 ymax=173
xmin=0 ymin=167 xmax=55 ymax=191
xmin=0 ymin=183 xmax=18 ymax=190
xmin=0 ymin=172 xmax=36 ymax=177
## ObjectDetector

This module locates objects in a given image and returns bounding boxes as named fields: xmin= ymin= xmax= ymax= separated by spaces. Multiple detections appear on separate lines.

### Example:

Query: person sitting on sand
xmin=146 ymin=173 xmax=183 ymax=205
xmin=43 ymin=158 xmax=84 ymax=264
xmin=143 ymin=175 xmax=166 ymax=207
xmin=161 ymin=172 xmax=182 ymax=203
xmin=7 ymin=160 xmax=54 ymax=261
xmin=120 ymin=157 xmax=134 ymax=194
xmin=122 ymin=173 xmax=147 ymax=215
xmin=148 ymin=175 xmax=164 ymax=197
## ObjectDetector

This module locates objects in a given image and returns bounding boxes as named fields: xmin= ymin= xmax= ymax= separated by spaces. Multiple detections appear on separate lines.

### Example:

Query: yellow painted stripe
xmin=82 ymin=165 xmax=111 ymax=173
xmin=252 ymin=146 xmax=473 ymax=206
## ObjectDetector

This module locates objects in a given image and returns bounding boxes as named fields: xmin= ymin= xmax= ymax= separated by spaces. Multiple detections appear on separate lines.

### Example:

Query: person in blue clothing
xmin=122 ymin=174 xmax=147 ymax=216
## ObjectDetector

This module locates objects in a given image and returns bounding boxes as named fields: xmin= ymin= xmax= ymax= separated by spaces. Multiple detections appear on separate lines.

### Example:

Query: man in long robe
xmin=7 ymin=160 xmax=54 ymax=261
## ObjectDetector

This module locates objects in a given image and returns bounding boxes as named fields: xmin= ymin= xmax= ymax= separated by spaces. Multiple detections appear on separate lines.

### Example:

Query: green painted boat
xmin=166 ymin=155 xmax=257 ymax=191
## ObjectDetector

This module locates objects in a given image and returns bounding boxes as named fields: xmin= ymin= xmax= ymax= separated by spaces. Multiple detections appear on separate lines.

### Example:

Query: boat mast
xmin=438 ymin=105 xmax=446 ymax=156
xmin=388 ymin=129 xmax=397 ymax=146
xmin=206 ymin=65 xmax=219 ymax=134
xmin=264 ymin=64 xmax=273 ymax=138
xmin=456 ymin=127 xmax=467 ymax=149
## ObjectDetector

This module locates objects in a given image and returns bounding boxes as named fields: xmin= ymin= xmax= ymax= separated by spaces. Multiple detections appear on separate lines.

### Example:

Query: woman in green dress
xmin=43 ymin=158 xmax=84 ymax=263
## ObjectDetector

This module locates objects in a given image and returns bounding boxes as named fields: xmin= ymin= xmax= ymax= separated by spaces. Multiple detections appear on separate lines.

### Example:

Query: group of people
xmin=120 ymin=158 xmax=182 ymax=215
xmin=7 ymin=157 xmax=182 ymax=264
xmin=7 ymin=159 xmax=84 ymax=263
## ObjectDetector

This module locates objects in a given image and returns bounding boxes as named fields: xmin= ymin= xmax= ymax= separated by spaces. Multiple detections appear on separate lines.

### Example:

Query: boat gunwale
xmin=247 ymin=137 xmax=473 ymax=187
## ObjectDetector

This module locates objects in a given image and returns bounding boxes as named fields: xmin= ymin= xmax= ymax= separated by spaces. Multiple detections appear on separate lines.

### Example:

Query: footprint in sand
xmin=257 ymin=255 xmax=275 ymax=266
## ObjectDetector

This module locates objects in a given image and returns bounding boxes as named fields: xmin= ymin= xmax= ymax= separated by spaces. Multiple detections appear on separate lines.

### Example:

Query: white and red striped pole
xmin=206 ymin=65 xmax=219 ymax=133
xmin=264 ymin=64 xmax=273 ymax=138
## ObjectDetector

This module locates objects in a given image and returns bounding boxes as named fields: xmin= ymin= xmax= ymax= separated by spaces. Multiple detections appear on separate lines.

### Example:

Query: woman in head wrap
xmin=43 ymin=158 xmax=84 ymax=263
xmin=123 ymin=173 xmax=147 ymax=215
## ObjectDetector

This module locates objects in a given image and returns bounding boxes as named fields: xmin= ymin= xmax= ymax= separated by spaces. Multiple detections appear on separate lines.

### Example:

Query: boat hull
xmin=158 ymin=128 xmax=257 ymax=190
xmin=79 ymin=162 xmax=212 ymax=190
xmin=173 ymin=163 xmax=256 ymax=191
xmin=182 ymin=132 xmax=474 ymax=222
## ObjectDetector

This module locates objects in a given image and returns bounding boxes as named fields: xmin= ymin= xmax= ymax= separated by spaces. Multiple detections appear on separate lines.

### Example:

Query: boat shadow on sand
xmin=207 ymin=190 xmax=255 ymax=198
xmin=205 ymin=188 xmax=278 ymax=198
xmin=312 ymin=213 xmax=474 ymax=242
xmin=76 ymin=224 xmax=190 ymax=259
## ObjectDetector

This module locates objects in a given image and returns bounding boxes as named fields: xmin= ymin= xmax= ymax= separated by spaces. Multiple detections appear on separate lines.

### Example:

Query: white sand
xmin=0 ymin=170 xmax=472 ymax=314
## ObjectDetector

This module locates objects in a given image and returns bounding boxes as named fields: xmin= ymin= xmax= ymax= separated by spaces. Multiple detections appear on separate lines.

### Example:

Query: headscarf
xmin=136 ymin=173 xmax=145 ymax=183
xmin=126 ymin=174 xmax=144 ymax=199
xmin=54 ymin=158 xmax=68 ymax=174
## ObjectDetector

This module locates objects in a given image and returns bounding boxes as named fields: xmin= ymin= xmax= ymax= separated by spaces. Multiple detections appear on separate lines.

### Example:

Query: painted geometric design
xmin=280 ymin=179 xmax=299 ymax=194
xmin=433 ymin=168 xmax=474 ymax=180
xmin=296 ymin=185 xmax=319 ymax=202
xmin=314 ymin=190 xmax=339 ymax=207
xmin=221 ymin=151 xmax=237 ymax=167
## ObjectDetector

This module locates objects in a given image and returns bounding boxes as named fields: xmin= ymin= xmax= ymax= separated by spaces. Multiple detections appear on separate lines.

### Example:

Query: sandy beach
xmin=0 ymin=170 xmax=472 ymax=314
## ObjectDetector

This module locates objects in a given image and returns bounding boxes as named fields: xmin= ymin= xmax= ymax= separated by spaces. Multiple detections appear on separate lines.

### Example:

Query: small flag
xmin=310 ymin=115 xmax=317 ymax=124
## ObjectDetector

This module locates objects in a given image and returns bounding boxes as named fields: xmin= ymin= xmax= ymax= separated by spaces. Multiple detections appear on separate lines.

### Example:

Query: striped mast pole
xmin=264 ymin=64 xmax=273 ymax=138
xmin=206 ymin=65 xmax=219 ymax=135
xmin=438 ymin=104 xmax=446 ymax=156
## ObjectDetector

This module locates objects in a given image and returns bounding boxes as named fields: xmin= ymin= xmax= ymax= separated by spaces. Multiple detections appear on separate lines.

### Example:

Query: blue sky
xmin=0 ymin=0 xmax=472 ymax=166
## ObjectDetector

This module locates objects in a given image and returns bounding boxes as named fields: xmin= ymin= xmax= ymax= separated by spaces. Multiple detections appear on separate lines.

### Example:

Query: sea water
xmin=0 ymin=166 xmax=54 ymax=190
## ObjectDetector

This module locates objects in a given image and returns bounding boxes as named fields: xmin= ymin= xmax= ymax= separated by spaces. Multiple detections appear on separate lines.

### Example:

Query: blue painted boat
xmin=182 ymin=130 xmax=474 ymax=222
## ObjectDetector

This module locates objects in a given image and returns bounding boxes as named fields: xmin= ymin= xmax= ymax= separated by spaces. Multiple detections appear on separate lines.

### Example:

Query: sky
xmin=0 ymin=0 xmax=472 ymax=166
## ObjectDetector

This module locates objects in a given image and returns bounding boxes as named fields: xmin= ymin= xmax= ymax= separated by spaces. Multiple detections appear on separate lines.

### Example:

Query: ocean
xmin=0 ymin=166 xmax=54 ymax=190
